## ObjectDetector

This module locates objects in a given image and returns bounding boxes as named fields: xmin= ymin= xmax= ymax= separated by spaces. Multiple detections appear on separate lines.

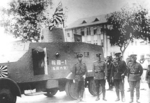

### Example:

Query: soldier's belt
xmin=75 ymin=74 xmax=83 ymax=76
xmin=95 ymin=71 xmax=104 ymax=73
xmin=130 ymin=72 xmax=139 ymax=74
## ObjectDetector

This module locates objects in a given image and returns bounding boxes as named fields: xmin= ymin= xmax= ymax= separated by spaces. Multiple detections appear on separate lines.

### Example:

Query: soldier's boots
xmin=79 ymin=98 xmax=85 ymax=102
xmin=95 ymin=96 xmax=100 ymax=101
xmin=136 ymin=99 xmax=140 ymax=103
xmin=107 ymin=87 xmax=113 ymax=91
xmin=121 ymin=98 xmax=125 ymax=102
xmin=103 ymin=98 xmax=107 ymax=101
xmin=115 ymin=98 xmax=120 ymax=102
xmin=129 ymin=98 xmax=133 ymax=103
xmin=103 ymin=92 xmax=107 ymax=101
xmin=121 ymin=97 xmax=125 ymax=102
xmin=115 ymin=91 xmax=120 ymax=101
xmin=121 ymin=92 xmax=125 ymax=102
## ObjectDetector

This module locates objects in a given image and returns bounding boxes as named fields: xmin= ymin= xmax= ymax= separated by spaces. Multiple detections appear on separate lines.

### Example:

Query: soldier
xmin=111 ymin=52 xmax=126 ymax=102
xmin=106 ymin=56 xmax=114 ymax=90
xmin=127 ymin=54 xmax=143 ymax=103
xmin=72 ymin=54 xmax=87 ymax=102
xmin=93 ymin=53 xmax=107 ymax=101
xmin=146 ymin=64 xmax=150 ymax=103
xmin=146 ymin=64 xmax=150 ymax=88
xmin=126 ymin=55 xmax=132 ymax=92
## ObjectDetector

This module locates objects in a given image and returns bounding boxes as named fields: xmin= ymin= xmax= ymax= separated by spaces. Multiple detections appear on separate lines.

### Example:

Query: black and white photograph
xmin=0 ymin=0 xmax=150 ymax=103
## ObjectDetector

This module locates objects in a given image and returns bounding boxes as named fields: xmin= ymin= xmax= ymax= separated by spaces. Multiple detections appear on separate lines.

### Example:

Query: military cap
xmin=96 ymin=53 xmax=101 ymax=57
xmin=114 ymin=52 xmax=121 ymax=57
xmin=77 ymin=54 xmax=83 ymax=58
xmin=128 ymin=55 xmax=131 ymax=58
xmin=130 ymin=54 xmax=137 ymax=58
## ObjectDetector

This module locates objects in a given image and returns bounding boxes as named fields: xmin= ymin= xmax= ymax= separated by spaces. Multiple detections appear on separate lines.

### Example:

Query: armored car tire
xmin=45 ymin=89 xmax=58 ymax=97
xmin=0 ymin=88 xmax=16 ymax=103
xmin=65 ymin=80 xmax=78 ymax=100
xmin=88 ymin=79 xmax=97 ymax=96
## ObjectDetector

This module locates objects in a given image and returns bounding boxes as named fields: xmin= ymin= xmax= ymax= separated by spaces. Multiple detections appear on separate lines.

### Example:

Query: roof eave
xmin=65 ymin=22 xmax=108 ymax=30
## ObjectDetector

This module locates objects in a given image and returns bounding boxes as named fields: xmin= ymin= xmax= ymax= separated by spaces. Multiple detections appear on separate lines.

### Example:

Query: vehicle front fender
xmin=0 ymin=78 xmax=21 ymax=97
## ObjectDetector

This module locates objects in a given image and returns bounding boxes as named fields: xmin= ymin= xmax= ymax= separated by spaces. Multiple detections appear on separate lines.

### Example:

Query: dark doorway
xmin=32 ymin=48 xmax=45 ymax=75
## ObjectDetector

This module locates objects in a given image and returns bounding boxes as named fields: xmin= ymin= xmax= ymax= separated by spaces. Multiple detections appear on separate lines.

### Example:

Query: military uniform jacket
xmin=126 ymin=61 xmax=132 ymax=78
xmin=106 ymin=61 xmax=113 ymax=74
xmin=145 ymin=69 xmax=150 ymax=83
xmin=111 ymin=60 xmax=127 ymax=80
xmin=93 ymin=61 xmax=107 ymax=80
xmin=72 ymin=62 xmax=87 ymax=81
xmin=128 ymin=62 xmax=143 ymax=81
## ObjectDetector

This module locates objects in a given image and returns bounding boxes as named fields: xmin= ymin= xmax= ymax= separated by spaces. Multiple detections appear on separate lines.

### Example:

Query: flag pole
xmin=63 ymin=20 xmax=66 ymax=42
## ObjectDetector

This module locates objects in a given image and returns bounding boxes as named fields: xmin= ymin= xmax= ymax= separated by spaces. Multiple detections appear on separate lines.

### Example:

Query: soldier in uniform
xmin=111 ymin=52 xmax=127 ymax=102
xmin=106 ymin=56 xmax=114 ymax=90
xmin=146 ymin=64 xmax=150 ymax=88
xmin=93 ymin=53 xmax=107 ymax=101
xmin=126 ymin=55 xmax=132 ymax=92
xmin=72 ymin=54 xmax=87 ymax=102
xmin=127 ymin=54 xmax=143 ymax=103
xmin=146 ymin=64 xmax=150 ymax=103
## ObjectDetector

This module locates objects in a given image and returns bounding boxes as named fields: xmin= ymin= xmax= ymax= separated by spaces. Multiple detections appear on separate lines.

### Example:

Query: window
xmin=94 ymin=28 xmax=97 ymax=35
xmin=93 ymin=18 xmax=99 ymax=22
xmin=87 ymin=28 xmax=90 ymax=35
xmin=94 ymin=40 xmax=98 ymax=45
xmin=82 ymin=20 xmax=87 ymax=24
xmin=67 ymin=33 xmax=70 ymax=37
xmin=84 ymin=52 xmax=89 ymax=57
xmin=101 ymin=40 xmax=104 ymax=46
xmin=81 ymin=31 xmax=84 ymax=36
xmin=74 ymin=34 xmax=82 ymax=42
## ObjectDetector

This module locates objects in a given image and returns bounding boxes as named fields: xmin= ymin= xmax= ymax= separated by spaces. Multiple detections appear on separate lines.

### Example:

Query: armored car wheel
xmin=45 ymin=89 xmax=58 ymax=97
xmin=65 ymin=80 xmax=78 ymax=100
xmin=0 ymin=88 xmax=16 ymax=103
xmin=88 ymin=79 xmax=97 ymax=96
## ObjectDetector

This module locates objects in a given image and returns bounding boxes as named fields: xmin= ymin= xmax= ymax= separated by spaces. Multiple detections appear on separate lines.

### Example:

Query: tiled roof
xmin=66 ymin=14 xmax=107 ymax=29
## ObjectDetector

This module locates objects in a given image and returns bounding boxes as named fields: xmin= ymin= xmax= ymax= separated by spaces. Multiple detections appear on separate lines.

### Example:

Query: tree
xmin=103 ymin=5 xmax=150 ymax=55
xmin=0 ymin=0 xmax=53 ymax=42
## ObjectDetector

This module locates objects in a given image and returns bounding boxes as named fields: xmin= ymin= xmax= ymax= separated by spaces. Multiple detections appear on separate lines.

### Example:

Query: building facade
xmin=65 ymin=14 xmax=120 ymax=58
xmin=65 ymin=14 xmax=150 ymax=60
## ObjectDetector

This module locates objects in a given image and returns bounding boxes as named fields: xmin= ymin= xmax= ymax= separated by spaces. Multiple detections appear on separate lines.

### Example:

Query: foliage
xmin=103 ymin=5 xmax=150 ymax=54
xmin=0 ymin=0 xmax=53 ymax=42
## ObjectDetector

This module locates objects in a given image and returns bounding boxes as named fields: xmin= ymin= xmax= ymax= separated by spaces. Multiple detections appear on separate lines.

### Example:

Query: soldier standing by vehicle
xmin=127 ymin=54 xmax=143 ymax=103
xmin=72 ymin=54 xmax=87 ymax=102
xmin=93 ymin=53 xmax=107 ymax=101
xmin=106 ymin=56 xmax=114 ymax=90
xmin=111 ymin=53 xmax=126 ymax=102
xmin=145 ymin=64 xmax=150 ymax=103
